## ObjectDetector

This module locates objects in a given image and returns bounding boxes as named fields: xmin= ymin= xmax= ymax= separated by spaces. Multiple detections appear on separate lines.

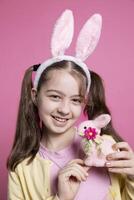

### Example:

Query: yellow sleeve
xmin=8 ymin=171 xmax=60 ymax=200
xmin=8 ymin=171 xmax=24 ymax=200
xmin=121 ymin=175 xmax=134 ymax=200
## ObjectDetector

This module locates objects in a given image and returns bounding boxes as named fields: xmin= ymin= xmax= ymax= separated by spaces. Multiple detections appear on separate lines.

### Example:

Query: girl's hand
xmin=105 ymin=142 xmax=134 ymax=179
xmin=57 ymin=159 xmax=89 ymax=200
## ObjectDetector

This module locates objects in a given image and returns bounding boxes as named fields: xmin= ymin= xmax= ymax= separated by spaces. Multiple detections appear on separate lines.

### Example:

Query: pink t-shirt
xmin=39 ymin=132 xmax=111 ymax=200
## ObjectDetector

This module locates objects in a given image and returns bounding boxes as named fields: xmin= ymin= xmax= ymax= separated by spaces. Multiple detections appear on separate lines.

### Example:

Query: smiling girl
xmin=7 ymin=10 xmax=134 ymax=200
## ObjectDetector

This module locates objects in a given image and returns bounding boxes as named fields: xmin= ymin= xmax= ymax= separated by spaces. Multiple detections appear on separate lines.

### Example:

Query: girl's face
xmin=32 ymin=69 xmax=85 ymax=135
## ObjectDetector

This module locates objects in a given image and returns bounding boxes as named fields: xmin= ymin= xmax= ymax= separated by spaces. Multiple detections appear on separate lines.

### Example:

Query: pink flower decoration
xmin=83 ymin=127 xmax=97 ymax=140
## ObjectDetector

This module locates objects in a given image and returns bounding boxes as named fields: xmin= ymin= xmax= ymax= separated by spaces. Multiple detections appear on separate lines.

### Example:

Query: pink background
xmin=0 ymin=0 xmax=134 ymax=199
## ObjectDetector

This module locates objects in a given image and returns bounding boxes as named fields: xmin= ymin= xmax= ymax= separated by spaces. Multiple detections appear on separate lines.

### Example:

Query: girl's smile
xmin=52 ymin=115 xmax=69 ymax=122
xmin=51 ymin=115 xmax=69 ymax=127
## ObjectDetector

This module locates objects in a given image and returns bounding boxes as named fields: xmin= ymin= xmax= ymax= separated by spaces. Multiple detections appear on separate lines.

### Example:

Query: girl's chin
xmin=51 ymin=124 xmax=71 ymax=133
xmin=50 ymin=124 xmax=74 ymax=135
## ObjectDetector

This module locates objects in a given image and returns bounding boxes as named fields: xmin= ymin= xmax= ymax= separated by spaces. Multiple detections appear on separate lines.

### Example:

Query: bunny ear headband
xmin=33 ymin=10 xmax=102 ymax=94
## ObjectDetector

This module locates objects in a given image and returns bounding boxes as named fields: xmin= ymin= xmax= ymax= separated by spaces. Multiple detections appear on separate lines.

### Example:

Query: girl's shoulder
xmin=14 ymin=153 xmax=52 ymax=173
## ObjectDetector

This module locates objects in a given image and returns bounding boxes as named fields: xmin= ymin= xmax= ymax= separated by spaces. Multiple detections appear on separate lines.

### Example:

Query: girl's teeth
xmin=54 ymin=117 xmax=67 ymax=122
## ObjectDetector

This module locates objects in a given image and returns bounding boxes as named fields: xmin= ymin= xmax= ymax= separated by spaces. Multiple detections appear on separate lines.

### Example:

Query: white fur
xmin=51 ymin=10 xmax=74 ymax=56
xmin=76 ymin=14 xmax=102 ymax=61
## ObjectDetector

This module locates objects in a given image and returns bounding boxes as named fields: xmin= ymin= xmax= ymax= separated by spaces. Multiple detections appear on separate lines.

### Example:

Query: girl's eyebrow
xmin=46 ymin=89 xmax=63 ymax=95
xmin=46 ymin=89 xmax=82 ymax=98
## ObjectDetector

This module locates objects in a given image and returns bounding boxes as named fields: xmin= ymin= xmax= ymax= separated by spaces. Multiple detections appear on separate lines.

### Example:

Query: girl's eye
xmin=72 ymin=98 xmax=82 ymax=104
xmin=49 ymin=95 xmax=61 ymax=101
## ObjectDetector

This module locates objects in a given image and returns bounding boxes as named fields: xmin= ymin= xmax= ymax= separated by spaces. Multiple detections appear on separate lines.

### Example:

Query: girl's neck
xmin=41 ymin=127 xmax=76 ymax=151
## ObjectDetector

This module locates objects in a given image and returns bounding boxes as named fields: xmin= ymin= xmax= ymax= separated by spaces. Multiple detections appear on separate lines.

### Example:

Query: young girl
xmin=7 ymin=10 xmax=134 ymax=200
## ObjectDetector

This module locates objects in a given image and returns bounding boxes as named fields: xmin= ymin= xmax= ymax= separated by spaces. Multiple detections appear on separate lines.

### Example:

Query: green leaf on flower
xmin=94 ymin=138 xmax=101 ymax=144
xmin=79 ymin=132 xmax=84 ymax=136
xmin=88 ymin=140 xmax=93 ymax=146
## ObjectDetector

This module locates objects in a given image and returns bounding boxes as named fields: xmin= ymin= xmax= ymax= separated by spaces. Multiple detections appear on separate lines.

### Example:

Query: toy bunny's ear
xmin=93 ymin=114 xmax=111 ymax=129
xmin=51 ymin=9 xmax=74 ymax=57
xmin=75 ymin=14 xmax=102 ymax=61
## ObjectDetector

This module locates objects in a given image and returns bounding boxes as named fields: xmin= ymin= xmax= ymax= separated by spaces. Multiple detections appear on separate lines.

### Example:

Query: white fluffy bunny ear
xmin=93 ymin=114 xmax=111 ymax=129
xmin=51 ymin=9 xmax=74 ymax=57
xmin=75 ymin=14 xmax=102 ymax=61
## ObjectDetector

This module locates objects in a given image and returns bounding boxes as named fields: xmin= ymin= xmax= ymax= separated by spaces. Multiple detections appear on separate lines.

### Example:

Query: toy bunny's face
xmin=78 ymin=114 xmax=111 ymax=141
xmin=78 ymin=120 xmax=101 ymax=141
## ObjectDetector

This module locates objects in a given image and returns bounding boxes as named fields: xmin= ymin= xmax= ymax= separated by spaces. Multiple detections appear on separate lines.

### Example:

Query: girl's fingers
xmin=112 ymin=142 xmax=133 ymax=152
xmin=106 ymin=160 xmax=134 ymax=168
xmin=60 ymin=169 xmax=82 ymax=182
xmin=60 ymin=168 xmax=87 ymax=181
xmin=108 ymin=167 xmax=134 ymax=175
xmin=69 ymin=164 xmax=88 ymax=175
xmin=108 ymin=168 xmax=130 ymax=174
xmin=105 ymin=143 xmax=134 ymax=177
xmin=59 ymin=166 xmax=87 ymax=182
xmin=58 ymin=161 xmax=89 ymax=182
xmin=107 ymin=151 xmax=134 ymax=161
xmin=68 ymin=159 xmax=85 ymax=165
xmin=68 ymin=159 xmax=90 ymax=172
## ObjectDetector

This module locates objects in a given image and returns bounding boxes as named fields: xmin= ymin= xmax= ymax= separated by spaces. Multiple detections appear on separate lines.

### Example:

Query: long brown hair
xmin=7 ymin=61 xmax=122 ymax=171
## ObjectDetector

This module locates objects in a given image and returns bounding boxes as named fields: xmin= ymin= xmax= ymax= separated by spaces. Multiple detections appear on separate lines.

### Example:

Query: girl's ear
xmin=93 ymin=114 xmax=111 ymax=129
xmin=31 ymin=88 xmax=38 ymax=106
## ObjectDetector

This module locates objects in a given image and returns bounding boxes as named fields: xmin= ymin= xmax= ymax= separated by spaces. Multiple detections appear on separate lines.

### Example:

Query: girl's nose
xmin=57 ymin=100 xmax=70 ymax=115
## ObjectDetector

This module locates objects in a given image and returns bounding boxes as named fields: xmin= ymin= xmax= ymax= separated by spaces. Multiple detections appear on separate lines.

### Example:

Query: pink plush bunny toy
xmin=78 ymin=114 xmax=117 ymax=167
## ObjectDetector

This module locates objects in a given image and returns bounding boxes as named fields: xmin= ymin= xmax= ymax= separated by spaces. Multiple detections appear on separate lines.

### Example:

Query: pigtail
xmin=7 ymin=64 xmax=41 ymax=171
xmin=84 ymin=70 xmax=123 ymax=142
